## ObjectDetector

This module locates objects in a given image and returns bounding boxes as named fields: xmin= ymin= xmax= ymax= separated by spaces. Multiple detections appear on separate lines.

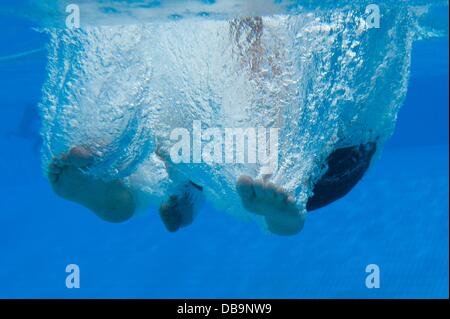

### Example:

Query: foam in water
xmin=38 ymin=2 xmax=435 ymax=226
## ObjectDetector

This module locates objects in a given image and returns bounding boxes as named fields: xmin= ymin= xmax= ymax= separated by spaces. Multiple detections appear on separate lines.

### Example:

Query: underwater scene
xmin=0 ymin=0 xmax=448 ymax=298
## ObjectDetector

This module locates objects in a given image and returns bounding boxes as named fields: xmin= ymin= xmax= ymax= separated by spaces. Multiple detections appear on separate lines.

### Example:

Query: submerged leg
xmin=48 ymin=146 xmax=136 ymax=223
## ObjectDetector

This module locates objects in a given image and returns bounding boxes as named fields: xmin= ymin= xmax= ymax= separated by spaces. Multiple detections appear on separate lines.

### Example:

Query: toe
xmin=274 ymin=186 xmax=288 ymax=205
xmin=68 ymin=146 xmax=94 ymax=168
xmin=285 ymin=195 xmax=299 ymax=214
xmin=48 ymin=162 xmax=64 ymax=184
xmin=48 ymin=162 xmax=62 ymax=174
xmin=264 ymin=182 xmax=278 ymax=200
xmin=253 ymin=179 xmax=265 ymax=198
xmin=236 ymin=175 xmax=256 ymax=200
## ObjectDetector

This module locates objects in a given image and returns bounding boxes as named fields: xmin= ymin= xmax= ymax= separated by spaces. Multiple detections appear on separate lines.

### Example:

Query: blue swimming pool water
xmin=0 ymin=1 xmax=448 ymax=298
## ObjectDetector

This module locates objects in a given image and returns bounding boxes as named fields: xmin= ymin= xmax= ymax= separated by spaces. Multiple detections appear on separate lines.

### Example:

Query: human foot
xmin=236 ymin=175 xmax=305 ymax=236
xmin=159 ymin=192 xmax=195 ymax=232
xmin=48 ymin=147 xmax=135 ymax=223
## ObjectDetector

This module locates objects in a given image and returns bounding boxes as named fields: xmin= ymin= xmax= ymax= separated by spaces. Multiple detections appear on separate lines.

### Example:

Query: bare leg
xmin=48 ymin=147 xmax=135 ymax=223
xmin=236 ymin=175 xmax=305 ymax=236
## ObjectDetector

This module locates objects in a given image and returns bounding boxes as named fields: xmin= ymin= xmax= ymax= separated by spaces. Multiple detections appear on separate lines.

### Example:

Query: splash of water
xmin=39 ymin=2 xmax=436 ymax=222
